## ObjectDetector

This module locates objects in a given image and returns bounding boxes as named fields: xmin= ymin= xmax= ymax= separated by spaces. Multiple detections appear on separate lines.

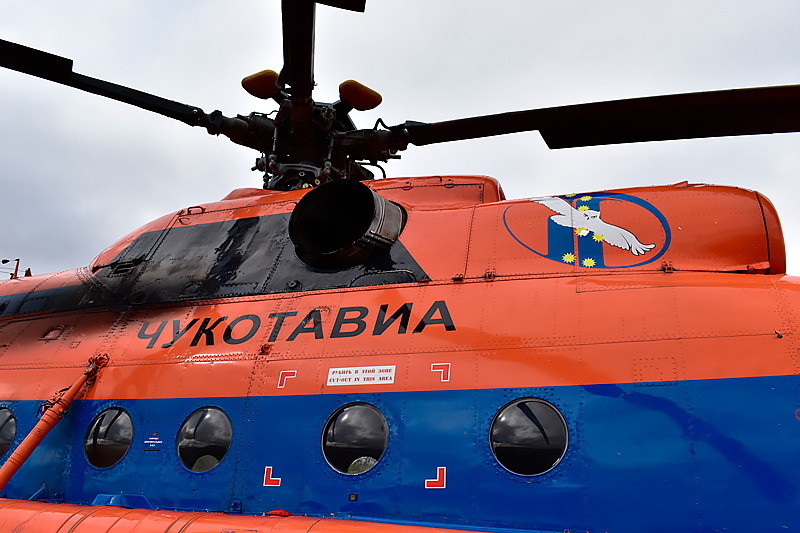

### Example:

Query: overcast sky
xmin=1 ymin=0 xmax=800 ymax=277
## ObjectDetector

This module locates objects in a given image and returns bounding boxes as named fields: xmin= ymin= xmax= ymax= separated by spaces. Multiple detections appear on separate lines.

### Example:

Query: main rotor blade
xmin=278 ymin=0 xmax=316 ymax=99
xmin=0 ymin=39 xmax=211 ymax=127
xmin=403 ymin=84 xmax=800 ymax=148
xmin=317 ymin=0 xmax=366 ymax=12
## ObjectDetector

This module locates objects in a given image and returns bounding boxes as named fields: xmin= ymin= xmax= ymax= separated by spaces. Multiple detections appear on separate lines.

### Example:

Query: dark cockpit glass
xmin=322 ymin=403 xmax=388 ymax=475
xmin=490 ymin=398 xmax=568 ymax=476
xmin=84 ymin=407 xmax=133 ymax=469
xmin=0 ymin=408 xmax=16 ymax=458
xmin=176 ymin=407 xmax=233 ymax=473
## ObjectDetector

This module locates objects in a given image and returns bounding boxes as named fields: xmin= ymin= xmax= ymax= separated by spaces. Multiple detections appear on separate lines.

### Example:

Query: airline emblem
xmin=504 ymin=193 xmax=671 ymax=268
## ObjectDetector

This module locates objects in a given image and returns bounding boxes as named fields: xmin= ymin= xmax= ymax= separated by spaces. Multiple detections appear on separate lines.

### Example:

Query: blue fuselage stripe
xmin=1 ymin=375 xmax=797 ymax=532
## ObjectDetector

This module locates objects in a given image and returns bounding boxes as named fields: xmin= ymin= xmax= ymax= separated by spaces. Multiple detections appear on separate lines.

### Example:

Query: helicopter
xmin=1 ymin=1 xmax=800 ymax=532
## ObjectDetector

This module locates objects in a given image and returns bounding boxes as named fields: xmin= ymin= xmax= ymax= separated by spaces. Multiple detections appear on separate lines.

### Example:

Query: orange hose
xmin=0 ymin=355 xmax=108 ymax=491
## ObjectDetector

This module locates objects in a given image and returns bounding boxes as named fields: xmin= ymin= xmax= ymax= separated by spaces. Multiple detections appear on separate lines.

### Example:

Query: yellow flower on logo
xmin=562 ymin=253 xmax=576 ymax=264
xmin=580 ymin=196 xmax=593 ymax=201
xmin=593 ymin=233 xmax=604 ymax=242
xmin=582 ymin=258 xmax=596 ymax=267
xmin=577 ymin=205 xmax=589 ymax=211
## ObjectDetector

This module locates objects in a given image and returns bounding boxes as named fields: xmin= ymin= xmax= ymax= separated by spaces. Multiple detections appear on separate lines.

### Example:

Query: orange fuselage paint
xmin=0 ymin=178 xmax=791 ymax=402
xmin=0 ymin=499 xmax=461 ymax=533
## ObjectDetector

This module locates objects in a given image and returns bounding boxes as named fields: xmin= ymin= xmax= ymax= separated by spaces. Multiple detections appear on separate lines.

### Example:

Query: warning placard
xmin=327 ymin=365 xmax=396 ymax=386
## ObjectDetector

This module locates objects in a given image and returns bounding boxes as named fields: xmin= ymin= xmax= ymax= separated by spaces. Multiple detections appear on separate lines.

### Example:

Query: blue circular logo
xmin=503 ymin=192 xmax=671 ymax=269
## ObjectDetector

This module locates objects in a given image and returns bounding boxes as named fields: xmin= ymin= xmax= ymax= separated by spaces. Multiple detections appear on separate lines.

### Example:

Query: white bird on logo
xmin=531 ymin=196 xmax=656 ymax=256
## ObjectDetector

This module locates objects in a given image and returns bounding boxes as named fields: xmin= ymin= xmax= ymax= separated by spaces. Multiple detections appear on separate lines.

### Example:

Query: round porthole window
xmin=322 ymin=403 xmax=388 ymax=475
xmin=0 ymin=408 xmax=16 ymax=458
xmin=84 ymin=407 xmax=133 ymax=469
xmin=490 ymin=398 xmax=568 ymax=476
xmin=177 ymin=407 xmax=232 ymax=473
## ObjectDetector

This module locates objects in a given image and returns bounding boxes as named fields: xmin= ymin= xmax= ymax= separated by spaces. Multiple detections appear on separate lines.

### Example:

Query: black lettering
xmin=223 ymin=314 xmax=261 ymax=345
xmin=413 ymin=300 xmax=456 ymax=333
xmin=373 ymin=303 xmax=412 ymax=335
xmin=161 ymin=318 xmax=199 ymax=348
xmin=138 ymin=321 xmax=167 ymax=349
xmin=268 ymin=312 xmax=298 ymax=342
xmin=287 ymin=309 xmax=324 ymax=341
xmin=190 ymin=316 xmax=228 ymax=346
xmin=331 ymin=306 xmax=368 ymax=338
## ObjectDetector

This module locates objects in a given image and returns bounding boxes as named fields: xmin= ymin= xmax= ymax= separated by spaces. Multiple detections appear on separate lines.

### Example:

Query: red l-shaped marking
xmin=430 ymin=363 xmax=451 ymax=382
xmin=263 ymin=466 xmax=282 ymax=486
xmin=278 ymin=370 xmax=297 ymax=388
xmin=425 ymin=467 xmax=446 ymax=489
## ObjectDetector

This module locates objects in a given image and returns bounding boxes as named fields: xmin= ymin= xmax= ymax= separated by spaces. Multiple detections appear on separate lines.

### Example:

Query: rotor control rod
xmin=0 ymin=355 xmax=109 ymax=491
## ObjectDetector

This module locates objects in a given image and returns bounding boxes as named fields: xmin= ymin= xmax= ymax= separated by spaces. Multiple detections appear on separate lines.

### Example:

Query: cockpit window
xmin=490 ymin=398 xmax=568 ymax=476
xmin=84 ymin=407 xmax=133 ymax=469
xmin=176 ymin=407 xmax=232 ymax=472
xmin=322 ymin=403 xmax=388 ymax=475
xmin=0 ymin=408 xmax=16 ymax=458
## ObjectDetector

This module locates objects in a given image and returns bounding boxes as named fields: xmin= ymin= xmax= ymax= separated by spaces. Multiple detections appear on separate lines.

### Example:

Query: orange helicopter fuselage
xmin=0 ymin=175 xmax=798 ymax=532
